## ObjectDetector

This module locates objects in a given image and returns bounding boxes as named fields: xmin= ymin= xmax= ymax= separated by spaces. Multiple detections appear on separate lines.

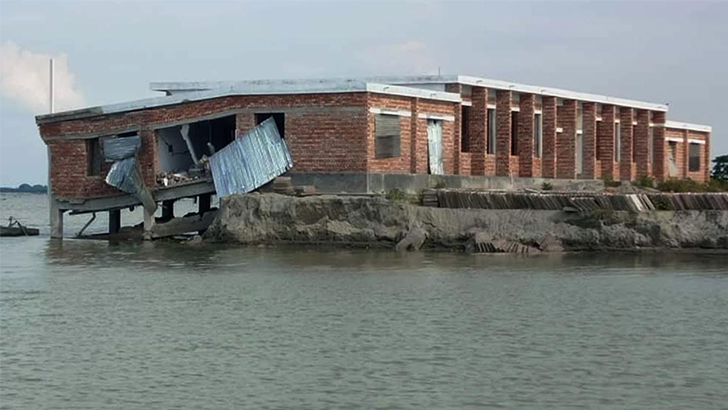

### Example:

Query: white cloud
xmin=0 ymin=41 xmax=86 ymax=114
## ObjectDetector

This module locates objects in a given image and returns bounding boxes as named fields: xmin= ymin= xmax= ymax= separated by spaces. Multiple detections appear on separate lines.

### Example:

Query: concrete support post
xmin=620 ymin=109 xmax=634 ymax=181
xmin=557 ymin=99 xmax=577 ymax=179
xmin=495 ymin=90 xmax=512 ymax=176
xmin=143 ymin=207 xmax=155 ymax=241
xmin=199 ymin=193 xmax=212 ymax=214
xmin=599 ymin=105 xmax=616 ymax=180
xmin=162 ymin=200 xmax=175 ymax=221
xmin=652 ymin=111 xmax=666 ymax=181
xmin=634 ymin=109 xmax=650 ymax=178
xmin=470 ymin=87 xmax=488 ymax=175
xmin=582 ymin=102 xmax=597 ymax=179
xmin=446 ymin=83 xmax=462 ymax=174
xmin=518 ymin=94 xmax=534 ymax=177
xmin=49 ymin=198 xmax=64 ymax=239
xmin=541 ymin=96 xmax=557 ymax=178
xmin=109 ymin=210 xmax=121 ymax=234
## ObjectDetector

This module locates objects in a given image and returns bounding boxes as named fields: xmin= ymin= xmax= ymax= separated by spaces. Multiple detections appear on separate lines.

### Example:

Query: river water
xmin=1 ymin=193 xmax=727 ymax=409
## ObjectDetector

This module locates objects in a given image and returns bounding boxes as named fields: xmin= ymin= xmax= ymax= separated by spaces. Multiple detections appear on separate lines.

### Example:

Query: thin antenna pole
xmin=49 ymin=58 xmax=55 ymax=113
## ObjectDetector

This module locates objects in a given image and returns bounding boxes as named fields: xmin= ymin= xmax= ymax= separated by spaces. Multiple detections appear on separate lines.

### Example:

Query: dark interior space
xmin=461 ymin=106 xmax=471 ymax=152
xmin=256 ymin=113 xmax=285 ymax=138
xmin=511 ymin=111 xmax=519 ymax=155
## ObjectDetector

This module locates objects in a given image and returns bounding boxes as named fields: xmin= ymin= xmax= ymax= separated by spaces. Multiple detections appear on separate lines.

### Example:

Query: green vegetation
xmin=712 ymin=154 xmax=728 ymax=182
xmin=433 ymin=180 xmax=447 ymax=189
xmin=632 ymin=175 xmax=655 ymax=189
xmin=601 ymin=175 xmax=620 ymax=188
xmin=656 ymin=179 xmax=728 ymax=193
xmin=541 ymin=182 xmax=553 ymax=191
xmin=0 ymin=184 xmax=48 ymax=194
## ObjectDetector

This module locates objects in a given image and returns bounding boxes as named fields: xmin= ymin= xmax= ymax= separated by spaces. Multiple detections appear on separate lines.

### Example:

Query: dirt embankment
xmin=203 ymin=194 xmax=728 ymax=252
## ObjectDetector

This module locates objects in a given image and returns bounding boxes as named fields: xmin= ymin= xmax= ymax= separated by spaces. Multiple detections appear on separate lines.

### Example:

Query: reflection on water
xmin=2 ymin=193 xmax=728 ymax=409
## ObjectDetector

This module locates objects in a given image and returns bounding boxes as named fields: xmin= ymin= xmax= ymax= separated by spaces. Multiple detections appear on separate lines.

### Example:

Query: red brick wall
xmin=581 ymin=102 xmax=597 ymax=179
xmin=652 ymin=112 xmax=666 ymax=181
xmin=557 ymin=99 xmax=576 ymax=179
xmin=469 ymin=87 xmax=488 ymax=175
xmin=42 ymin=93 xmax=369 ymax=198
xmin=598 ymin=105 xmax=616 ymax=180
xmin=496 ymin=91 xmax=512 ymax=176
xmin=517 ymin=94 xmax=534 ymax=177
xmin=619 ymin=109 xmax=634 ymax=181
xmin=541 ymin=96 xmax=557 ymax=178
xmin=634 ymin=109 xmax=649 ymax=178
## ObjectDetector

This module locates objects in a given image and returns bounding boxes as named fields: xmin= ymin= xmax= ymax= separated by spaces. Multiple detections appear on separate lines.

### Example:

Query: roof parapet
xmin=664 ymin=120 xmax=712 ymax=133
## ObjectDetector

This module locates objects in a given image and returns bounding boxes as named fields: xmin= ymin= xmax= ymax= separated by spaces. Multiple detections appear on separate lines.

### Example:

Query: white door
xmin=427 ymin=120 xmax=444 ymax=175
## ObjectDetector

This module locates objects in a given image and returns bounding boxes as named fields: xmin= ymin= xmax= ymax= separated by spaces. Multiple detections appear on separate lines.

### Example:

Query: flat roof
xmin=151 ymin=74 xmax=670 ymax=112
xmin=36 ymin=81 xmax=460 ymax=124
xmin=665 ymin=120 xmax=712 ymax=133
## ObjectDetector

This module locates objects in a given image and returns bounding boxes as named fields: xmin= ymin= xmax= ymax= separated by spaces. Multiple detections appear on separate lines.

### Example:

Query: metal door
xmin=427 ymin=120 xmax=444 ymax=175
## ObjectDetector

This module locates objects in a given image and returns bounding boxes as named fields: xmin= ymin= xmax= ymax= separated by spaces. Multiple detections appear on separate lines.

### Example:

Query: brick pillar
xmin=518 ymin=94 xmax=534 ymax=177
xmin=557 ymin=99 xmax=577 ymax=179
xmin=495 ymin=90 xmax=512 ymax=176
xmin=541 ymin=96 xmax=557 ymax=178
xmin=582 ymin=102 xmax=597 ymax=179
xmin=705 ymin=132 xmax=711 ymax=182
xmin=470 ymin=87 xmax=488 ymax=175
xmin=599 ymin=105 xmax=616 ymax=179
xmin=619 ymin=109 xmax=634 ymax=181
xmin=652 ymin=111 xmax=666 ymax=180
xmin=634 ymin=109 xmax=649 ymax=178
xmin=236 ymin=113 xmax=255 ymax=137
xmin=682 ymin=129 xmax=689 ymax=179
xmin=446 ymin=83 xmax=462 ymax=174
xmin=139 ymin=128 xmax=157 ymax=187
xmin=410 ymin=98 xmax=421 ymax=173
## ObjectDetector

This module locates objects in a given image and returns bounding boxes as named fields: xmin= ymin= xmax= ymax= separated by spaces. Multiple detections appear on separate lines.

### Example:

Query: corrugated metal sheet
xmin=103 ymin=135 xmax=141 ymax=161
xmin=209 ymin=118 xmax=293 ymax=197
xmin=106 ymin=157 xmax=157 ymax=212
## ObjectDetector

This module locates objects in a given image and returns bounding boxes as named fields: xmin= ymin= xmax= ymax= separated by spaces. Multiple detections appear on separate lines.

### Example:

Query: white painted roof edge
xmin=151 ymin=74 xmax=669 ymax=111
xmin=37 ymin=81 xmax=459 ymax=123
xmin=665 ymin=120 xmax=712 ymax=133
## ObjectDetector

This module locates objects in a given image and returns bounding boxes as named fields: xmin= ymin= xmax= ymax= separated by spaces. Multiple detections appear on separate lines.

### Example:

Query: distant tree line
xmin=0 ymin=184 xmax=48 ymax=193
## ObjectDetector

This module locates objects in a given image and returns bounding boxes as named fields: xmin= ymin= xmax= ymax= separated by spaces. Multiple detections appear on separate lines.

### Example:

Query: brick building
xmin=36 ymin=75 xmax=713 ymax=238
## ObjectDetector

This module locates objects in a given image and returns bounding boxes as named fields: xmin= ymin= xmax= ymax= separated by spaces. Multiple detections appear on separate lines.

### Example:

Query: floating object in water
xmin=1 ymin=217 xmax=39 ymax=237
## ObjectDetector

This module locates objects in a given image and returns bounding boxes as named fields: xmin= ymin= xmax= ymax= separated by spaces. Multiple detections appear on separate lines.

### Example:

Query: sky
xmin=1 ymin=0 xmax=726 ymax=186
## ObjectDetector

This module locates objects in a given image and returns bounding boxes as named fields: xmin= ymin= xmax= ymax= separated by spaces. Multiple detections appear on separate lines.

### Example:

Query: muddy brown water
xmin=1 ymin=193 xmax=727 ymax=409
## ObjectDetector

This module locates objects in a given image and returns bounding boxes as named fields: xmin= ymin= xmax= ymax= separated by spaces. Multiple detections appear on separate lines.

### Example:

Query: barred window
xmin=375 ymin=114 xmax=401 ymax=159
xmin=689 ymin=143 xmax=701 ymax=172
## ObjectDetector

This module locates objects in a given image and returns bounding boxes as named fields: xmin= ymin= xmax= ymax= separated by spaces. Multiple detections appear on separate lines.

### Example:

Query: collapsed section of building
xmin=35 ymin=75 xmax=713 ymax=239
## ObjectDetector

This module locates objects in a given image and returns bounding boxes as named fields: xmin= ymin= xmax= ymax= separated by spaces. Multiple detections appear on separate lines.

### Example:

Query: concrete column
xmin=109 ymin=210 xmax=121 ymax=234
xmin=634 ymin=109 xmax=650 ymax=178
xmin=582 ymin=102 xmax=597 ymax=179
xmin=446 ymin=83 xmax=462 ymax=174
xmin=652 ymin=111 xmax=666 ymax=181
xmin=49 ymin=198 xmax=64 ymax=239
xmin=469 ymin=87 xmax=488 ymax=175
xmin=199 ymin=193 xmax=211 ymax=214
xmin=541 ymin=96 xmax=557 ymax=178
xmin=162 ymin=200 xmax=175 ymax=221
xmin=495 ymin=90 xmax=512 ymax=176
xmin=143 ymin=207 xmax=155 ymax=240
xmin=518 ymin=94 xmax=534 ymax=177
xmin=620 ymin=109 xmax=634 ymax=181
xmin=599 ymin=105 xmax=616 ymax=180
xmin=557 ymin=99 xmax=577 ymax=179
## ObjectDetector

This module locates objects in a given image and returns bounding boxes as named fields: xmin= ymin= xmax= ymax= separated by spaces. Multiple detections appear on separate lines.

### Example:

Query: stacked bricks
xmin=619 ymin=108 xmax=634 ymax=181
xmin=469 ymin=87 xmax=488 ymax=175
xmin=541 ymin=96 xmax=557 ymax=178
xmin=445 ymin=83 xmax=462 ymax=174
xmin=495 ymin=90 xmax=512 ymax=176
xmin=581 ymin=102 xmax=597 ymax=179
xmin=517 ymin=93 xmax=534 ymax=177
xmin=557 ymin=99 xmax=576 ymax=179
